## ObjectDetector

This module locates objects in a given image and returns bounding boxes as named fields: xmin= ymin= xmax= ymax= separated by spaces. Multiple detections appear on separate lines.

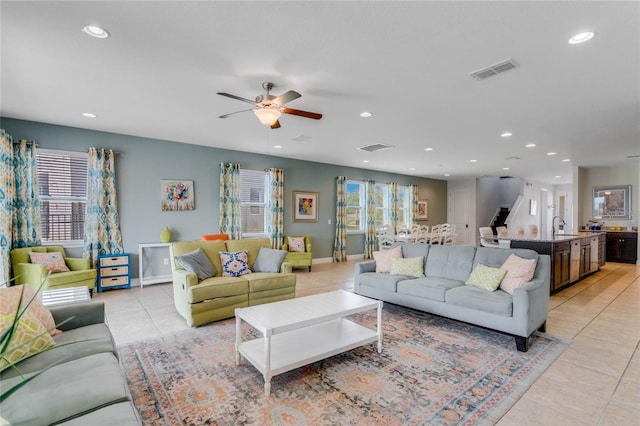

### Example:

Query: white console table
xmin=138 ymin=242 xmax=172 ymax=287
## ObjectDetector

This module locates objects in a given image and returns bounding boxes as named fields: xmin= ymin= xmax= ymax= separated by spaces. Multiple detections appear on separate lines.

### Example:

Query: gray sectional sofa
xmin=355 ymin=243 xmax=550 ymax=351
xmin=1 ymin=301 xmax=141 ymax=425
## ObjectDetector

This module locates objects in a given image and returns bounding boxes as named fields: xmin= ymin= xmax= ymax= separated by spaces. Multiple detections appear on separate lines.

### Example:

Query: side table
xmin=97 ymin=253 xmax=131 ymax=292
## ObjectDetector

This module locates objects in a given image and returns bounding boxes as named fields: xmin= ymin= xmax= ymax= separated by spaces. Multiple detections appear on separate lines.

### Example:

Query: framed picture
xmin=417 ymin=200 xmax=428 ymax=220
xmin=293 ymin=191 xmax=318 ymax=222
xmin=593 ymin=185 xmax=631 ymax=219
xmin=529 ymin=199 xmax=537 ymax=216
xmin=161 ymin=180 xmax=195 ymax=211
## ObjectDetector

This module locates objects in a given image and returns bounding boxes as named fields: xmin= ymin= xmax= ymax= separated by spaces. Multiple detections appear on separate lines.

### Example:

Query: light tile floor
xmin=94 ymin=260 xmax=640 ymax=425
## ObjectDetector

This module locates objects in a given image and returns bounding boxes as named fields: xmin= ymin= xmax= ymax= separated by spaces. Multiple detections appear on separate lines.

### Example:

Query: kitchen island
xmin=508 ymin=231 xmax=606 ymax=293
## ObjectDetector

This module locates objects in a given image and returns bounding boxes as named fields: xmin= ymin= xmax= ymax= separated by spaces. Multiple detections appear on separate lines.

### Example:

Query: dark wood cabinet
xmin=606 ymin=232 xmax=638 ymax=263
xmin=598 ymin=234 xmax=606 ymax=267
xmin=579 ymin=239 xmax=591 ymax=277
xmin=552 ymin=241 xmax=570 ymax=290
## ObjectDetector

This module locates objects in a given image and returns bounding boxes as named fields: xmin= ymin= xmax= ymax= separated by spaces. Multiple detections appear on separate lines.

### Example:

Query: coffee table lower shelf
xmin=238 ymin=318 xmax=379 ymax=395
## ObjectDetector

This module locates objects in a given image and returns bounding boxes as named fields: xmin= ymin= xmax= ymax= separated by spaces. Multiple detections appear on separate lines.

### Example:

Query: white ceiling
xmin=2 ymin=1 xmax=639 ymax=185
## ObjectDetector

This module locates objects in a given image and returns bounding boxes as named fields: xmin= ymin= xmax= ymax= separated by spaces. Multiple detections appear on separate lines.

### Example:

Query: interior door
xmin=448 ymin=188 xmax=471 ymax=245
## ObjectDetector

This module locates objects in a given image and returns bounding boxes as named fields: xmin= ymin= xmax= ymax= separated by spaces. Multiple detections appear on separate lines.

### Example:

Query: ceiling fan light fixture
xmin=254 ymin=108 xmax=281 ymax=126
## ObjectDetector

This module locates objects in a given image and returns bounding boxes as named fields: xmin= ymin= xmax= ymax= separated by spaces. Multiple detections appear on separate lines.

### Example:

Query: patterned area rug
xmin=119 ymin=303 xmax=567 ymax=425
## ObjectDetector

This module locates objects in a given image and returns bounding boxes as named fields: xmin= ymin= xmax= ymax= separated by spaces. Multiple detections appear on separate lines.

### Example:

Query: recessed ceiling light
xmin=273 ymin=145 xmax=282 ymax=149
xmin=526 ymin=143 xmax=536 ymax=148
xmin=569 ymin=31 xmax=594 ymax=44
xmin=501 ymin=132 xmax=512 ymax=138
xmin=82 ymin=25 xmax=110 ymax=39
xmin=424 ymin=147 xmax=434 ymax=151
xmin=469 ymin=159 xmax=477 ymax=163
xmin=546 ymin=152 xmax=557 ymax=156
xmin=359 ymin=112 xmax=372 ymax=118
xmin=562 ymin=158 xmax=571 ymax=162
xmin=444 ymin=173 xmax=451 ymax=177
xmin=82 ymin=112 xmax=97 ymax=118
xmin=409 ymin=167 xmax=416 ymax=171
xmin=555 ymin=176 xmax=562 ymax=178
xmin=503 ymin=167 xmax=510 ymax=170
xmin=362 ymin=160 xmax=369 ymax=163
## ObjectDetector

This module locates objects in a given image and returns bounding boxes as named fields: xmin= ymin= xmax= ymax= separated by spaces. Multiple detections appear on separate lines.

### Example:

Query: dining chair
xmin=528 ymin=224 xmax=538 ymax=237
xmin=479 ymin=227 xmax=499 ymax=247
xmin=496 ymin=226 xmax=509 ymax=239
xmin=429 ymin=224 xmax=442 ymax=244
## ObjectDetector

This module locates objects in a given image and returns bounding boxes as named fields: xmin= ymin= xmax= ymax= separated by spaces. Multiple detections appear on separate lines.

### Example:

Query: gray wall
xmin=1 ymin=118 xmax=448 ymax=277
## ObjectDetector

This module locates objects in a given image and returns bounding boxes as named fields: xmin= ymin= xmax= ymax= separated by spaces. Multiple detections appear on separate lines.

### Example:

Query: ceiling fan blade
xmin=282 ymin=108 xmax=322 ymax=120
xmin=270 ymin=120 xmax=281 ymax=129
xmin=217 ymin=92 xmax=256 ymax=105
xmin=218 ymin=108 xmax=254 ymax=119
xmin=273 ymin=90 xmax=301 ymax=106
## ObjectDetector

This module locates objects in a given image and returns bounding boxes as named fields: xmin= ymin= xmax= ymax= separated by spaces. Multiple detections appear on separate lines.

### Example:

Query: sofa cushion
xmin=175 ymin=248 xmax=216 ymax=281
xmin=29 ymin=251 xmax=70 ymax=273
xmin=399 ymin=243 xmax=430 ymax=262
xmin=465 ymin=263 xmax=507 ymax=292
xmin=172 ymin=240 xmax=227 ymax=278
xmin=373 ymin=246 xmax=403 ymax=273
xmin=1 ymin=352 xmax=130 ymax=426
xmin=1 ymin=323 xmax=115 ymax=379
xmin=220 ymin=251 xmax=252 ymax=277
xmin=445 ymin=286 xmax=513 ymax=317
xmin=359 ymin=272 xmax=416 ymax=293
xmin=500 ymin=254 xmax=538 ymax=295
xmin=243 ymin=272 xmax=296 ymax=292
xmin=46 ymin=269 xmax=97 ymax=286
xmin=425 ymin=245 xmax=476 ymax=282
xmin=226 ymin=238 xmax=271 ymax=269
xmin=188 ymin=277 xmax=248 ymax=303
xmin=397 ymin=277 xmax=463 ymax=302
xmin=390 ymin=257 xmax=425 ymax=277
xmin=253 ymin=247 xmax=288 ymax=273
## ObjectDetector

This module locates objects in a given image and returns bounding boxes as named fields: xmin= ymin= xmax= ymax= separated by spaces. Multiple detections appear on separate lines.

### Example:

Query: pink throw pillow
xmin=499 ymin=254 xmax=537 ymax=295
xmin=29 ymin=252 xmax=70 ymax=273
xmin=373 ymin=246 xmax=403 ymax=273
xmin=0 ymin=285 xmax=61 ymax=336
xmin=288 ymin=237 xmax=306 ymax=253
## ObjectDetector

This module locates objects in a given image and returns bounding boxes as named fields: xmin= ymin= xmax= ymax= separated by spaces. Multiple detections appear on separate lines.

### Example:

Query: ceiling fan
xmin=217 ymin=82 xmax=322 ymax=129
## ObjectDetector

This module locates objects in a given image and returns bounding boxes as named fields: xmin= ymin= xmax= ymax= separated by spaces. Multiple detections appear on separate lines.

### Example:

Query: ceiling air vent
xmin=504 ymin=156 xmax=520 ymax=160
xmin=469 ymin=58 xmax=519 ymax=80
xmin=358 ymin=143 xmax=394 ymax=152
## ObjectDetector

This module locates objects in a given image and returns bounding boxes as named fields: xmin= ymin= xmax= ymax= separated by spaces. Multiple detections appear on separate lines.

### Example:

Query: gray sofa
xmin=1 ymin=301 xmax=141 ymax=425
xmin=355 ymin=243 xmax=550 ymax=351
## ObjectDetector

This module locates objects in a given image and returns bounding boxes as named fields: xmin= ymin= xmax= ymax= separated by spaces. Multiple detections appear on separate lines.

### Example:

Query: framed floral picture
xmin=161 ymin=180 xmax=195 ymax=211
xmin=293 ymin=191 xmax=318 ymax=222
xmin=417 ymin=200 xmax=428 ymax=220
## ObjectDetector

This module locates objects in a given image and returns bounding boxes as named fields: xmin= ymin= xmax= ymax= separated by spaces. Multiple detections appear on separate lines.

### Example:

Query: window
xmin=36 ymin=149 xmax=88 ymax=244
xmin=345 ymin=181 xmax=364 ymax=232
xmin=240 ymin=169 xmax=268 ymax=236
xmin=373 ymin=183 xmax=387 ymax=227
xmin=397 ymin=185 xmax=410 ymax=227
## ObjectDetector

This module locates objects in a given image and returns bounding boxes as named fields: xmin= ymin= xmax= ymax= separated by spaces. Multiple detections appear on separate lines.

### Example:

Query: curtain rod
xmin=12 ymin=140 xmax=37 ymax=146
xmin=88 ymin=147 xmax=120 ymax=156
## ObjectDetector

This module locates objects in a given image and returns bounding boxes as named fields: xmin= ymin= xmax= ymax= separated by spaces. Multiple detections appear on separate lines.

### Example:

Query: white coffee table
xmin=235 ymin=290 xmax=383 ymax=396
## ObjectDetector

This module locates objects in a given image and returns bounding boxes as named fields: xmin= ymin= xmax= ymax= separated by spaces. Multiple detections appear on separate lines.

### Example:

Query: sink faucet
xmin=552 ymin=216 xmax=565 ymax=237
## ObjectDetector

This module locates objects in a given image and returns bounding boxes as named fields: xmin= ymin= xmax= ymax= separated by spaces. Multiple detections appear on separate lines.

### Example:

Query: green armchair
xmin=10 ymin=246 xmax=97 ymax=294
xmin=282 ymin=235 xmax=312 ymax=272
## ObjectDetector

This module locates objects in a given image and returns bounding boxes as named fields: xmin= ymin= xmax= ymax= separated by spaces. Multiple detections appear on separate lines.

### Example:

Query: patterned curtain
xmin=0 ymin=130 xmax=14 ymax=284
xmin=219 ymin=162 xmax=242 ymax=240
xmin=388 ymin=182 xmax=399 ymax=234
xmin=409 ymin=184 xmax=419 ymax=226
xmin=0 ymin=132 xmax=42 ymax=284
xmin=364 ymin=180 xmax=377 ymax=259
xmin=83 ymin=148 xmax=124 ymax=267
xmin=266 ymin=168 xmax=284 ymax=249
xmin=333 ymin=176 xmax=347 ymax=262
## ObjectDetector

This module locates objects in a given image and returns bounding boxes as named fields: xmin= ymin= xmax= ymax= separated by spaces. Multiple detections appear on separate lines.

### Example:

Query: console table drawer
xmin=100 ymin=276 xmax=130 ymax=288
xmin=100 ymin=266 xmax=129 ymax=277
xmin=100 ymin=256 xmax=129 ymax=267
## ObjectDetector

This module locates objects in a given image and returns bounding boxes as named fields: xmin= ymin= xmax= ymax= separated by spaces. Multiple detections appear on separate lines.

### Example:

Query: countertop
xmin=506 ymin=231 xmax=607 ymax=243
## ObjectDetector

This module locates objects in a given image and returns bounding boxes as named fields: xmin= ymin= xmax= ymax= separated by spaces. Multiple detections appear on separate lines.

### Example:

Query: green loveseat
xmin=0 ymin=301 xmax=141 ymax=425
xmin=170 ymin=238 xmax=297 ymax=327
xmin=10 ymin=246 xmax=97 ymax=294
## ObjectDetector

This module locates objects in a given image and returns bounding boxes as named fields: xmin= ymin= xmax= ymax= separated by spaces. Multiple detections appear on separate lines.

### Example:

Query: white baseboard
xmin=312 ymin=253 xmax=365 ymax=264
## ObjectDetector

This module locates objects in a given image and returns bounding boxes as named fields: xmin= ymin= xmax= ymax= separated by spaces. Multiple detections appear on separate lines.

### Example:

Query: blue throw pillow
xmin=253 ymin=247 xmax=288 ymax=273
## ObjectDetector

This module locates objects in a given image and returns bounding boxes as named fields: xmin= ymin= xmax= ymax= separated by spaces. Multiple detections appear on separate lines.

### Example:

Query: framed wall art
xmin=593 ymin=185 xmax=631 ymax=219
xmin=293 ymin=191 xmax=318 ymax=222
xmin=417 ymin=200 xmax=428 ymax=220
xmin=161 ymin=179 xmax=195 ymax=211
